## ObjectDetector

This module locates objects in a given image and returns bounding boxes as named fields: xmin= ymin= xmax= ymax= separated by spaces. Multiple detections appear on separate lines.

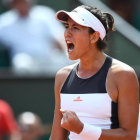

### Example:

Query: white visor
xmin=55 ymin=7 xmax=106 ymax=40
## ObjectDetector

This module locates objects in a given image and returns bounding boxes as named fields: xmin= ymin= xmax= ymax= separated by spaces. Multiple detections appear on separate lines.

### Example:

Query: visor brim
xmin=55 ymin=10 xmax=89 ymax=27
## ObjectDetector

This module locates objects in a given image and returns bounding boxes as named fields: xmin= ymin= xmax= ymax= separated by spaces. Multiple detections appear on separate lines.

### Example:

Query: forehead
xmin=66 ymin=17 xmax=90 ymax=32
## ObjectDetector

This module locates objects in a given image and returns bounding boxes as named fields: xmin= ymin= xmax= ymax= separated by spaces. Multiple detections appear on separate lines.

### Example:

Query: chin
xmin=69 ymin=56 xmax=79 ymax=61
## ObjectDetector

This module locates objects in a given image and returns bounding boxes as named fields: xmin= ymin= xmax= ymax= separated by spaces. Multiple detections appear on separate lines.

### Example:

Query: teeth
xmin=66 ymin=40 xmax=74 ymax=53
xmin=68 ymin=48 xmax=73 ymax=52
xmin=67 ymin=41 xmax=72 ymax=44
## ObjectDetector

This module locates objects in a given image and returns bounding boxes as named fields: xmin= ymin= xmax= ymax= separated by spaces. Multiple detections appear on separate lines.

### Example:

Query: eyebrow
xmin=65 ymin=23 xmax=79 ymax=26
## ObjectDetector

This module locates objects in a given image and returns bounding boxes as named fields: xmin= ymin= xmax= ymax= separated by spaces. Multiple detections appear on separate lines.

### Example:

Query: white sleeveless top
xmin=61 ymin=56 xmax=119 ymax=140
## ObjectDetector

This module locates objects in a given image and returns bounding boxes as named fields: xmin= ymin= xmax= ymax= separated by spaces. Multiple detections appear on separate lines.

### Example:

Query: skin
xmin=10 ymin=133 xmax=22 ymax=140
xmin=50 ymin=17 xmax=139 ymax=140
xmin=12 ymin=0 xmax=32 ymax=17
xmin=18 ymin=113 xmax=44 ymax=140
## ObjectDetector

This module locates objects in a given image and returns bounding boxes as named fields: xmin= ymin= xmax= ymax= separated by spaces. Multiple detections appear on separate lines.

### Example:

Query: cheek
xmin=75 ymin=35 xmax=90 ymax=50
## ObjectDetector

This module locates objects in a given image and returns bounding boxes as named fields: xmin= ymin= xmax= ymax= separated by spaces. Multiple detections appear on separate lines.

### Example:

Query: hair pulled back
xmin=79 ymin=5 xmax=115 ymax=50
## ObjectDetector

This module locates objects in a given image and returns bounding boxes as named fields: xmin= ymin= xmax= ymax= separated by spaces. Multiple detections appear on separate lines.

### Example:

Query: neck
xmin=80 ymin=48 xmax=106 ymax=69
xmin=77 ymin=50 xmax=107 ymax=78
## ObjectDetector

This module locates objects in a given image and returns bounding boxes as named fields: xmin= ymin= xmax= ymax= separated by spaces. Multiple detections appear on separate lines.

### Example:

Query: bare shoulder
xmin=56 ymin=63 xmax=77 ymax=79
xmin=111 ymin=58 xmax=136 ymax=76
xmin=55 ymin=63 xmax=78 ymax=92
xmin=110 ymin=58 xmax=138 ymax=86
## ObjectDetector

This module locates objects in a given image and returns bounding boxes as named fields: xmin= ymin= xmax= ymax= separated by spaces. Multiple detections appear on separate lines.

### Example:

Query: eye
xmin=65 ymin=24 xmax=69 ymax=29
xmin=73 ymin=26 xmax=79 ymax=30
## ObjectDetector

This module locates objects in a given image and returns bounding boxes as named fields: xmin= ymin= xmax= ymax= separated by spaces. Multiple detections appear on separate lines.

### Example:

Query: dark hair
xmin=79 ymin=5 xmax=115 ymax=50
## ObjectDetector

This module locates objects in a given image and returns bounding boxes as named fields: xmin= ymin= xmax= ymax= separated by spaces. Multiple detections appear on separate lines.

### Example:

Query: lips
xmin=66 ymin=40 xmax=75 ymax=53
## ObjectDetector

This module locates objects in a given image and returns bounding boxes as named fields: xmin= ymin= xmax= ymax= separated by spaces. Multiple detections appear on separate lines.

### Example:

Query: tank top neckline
xmin=75 ymin=55 xmax=110 ymax=80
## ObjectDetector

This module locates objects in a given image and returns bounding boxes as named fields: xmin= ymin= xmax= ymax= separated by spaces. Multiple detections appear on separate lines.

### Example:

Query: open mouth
xmin=67 ymin=41 xmax=75 ymax=53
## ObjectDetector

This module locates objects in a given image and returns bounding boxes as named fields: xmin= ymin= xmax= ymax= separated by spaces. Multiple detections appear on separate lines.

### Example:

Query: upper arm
xmin=117 ymin=68 xmax=139 ymax=136
xmin=50 ymin=68 xmax=72 ymax=140
xmin=100 ymin=67 xmax=139 ymax=140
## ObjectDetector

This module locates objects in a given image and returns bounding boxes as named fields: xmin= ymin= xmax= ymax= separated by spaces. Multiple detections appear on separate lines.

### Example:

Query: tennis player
xmin=50 ymin=5 xmax=139 ymax=140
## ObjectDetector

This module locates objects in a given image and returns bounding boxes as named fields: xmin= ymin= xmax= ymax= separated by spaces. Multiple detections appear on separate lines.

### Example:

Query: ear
xmin=90 ymin=32 xmax=100 ymax=44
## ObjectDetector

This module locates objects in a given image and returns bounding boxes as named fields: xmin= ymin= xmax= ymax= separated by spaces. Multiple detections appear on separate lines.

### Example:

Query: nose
xmin=64 ymin=28 xmax=72 ymax=38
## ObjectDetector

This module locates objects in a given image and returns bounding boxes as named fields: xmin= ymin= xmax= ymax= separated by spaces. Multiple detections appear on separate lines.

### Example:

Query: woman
xmin=50 ymin=5 xmax=139 ymax=140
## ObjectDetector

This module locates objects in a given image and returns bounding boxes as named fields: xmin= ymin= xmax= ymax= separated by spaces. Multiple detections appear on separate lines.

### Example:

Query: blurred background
xmin=0 ymin=0 xmax=140 ymax=139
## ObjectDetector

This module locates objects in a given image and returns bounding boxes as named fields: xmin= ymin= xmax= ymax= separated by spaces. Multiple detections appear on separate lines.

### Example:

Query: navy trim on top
xmin=111 ymin=101 xmax=119 ymax=129
xmin=61 ymin=56 xmax=112 ymax=94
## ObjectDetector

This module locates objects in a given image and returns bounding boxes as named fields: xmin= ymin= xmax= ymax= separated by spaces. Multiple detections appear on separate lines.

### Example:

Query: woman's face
xmin=64 ymin=17 xmax=91 ymax=60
